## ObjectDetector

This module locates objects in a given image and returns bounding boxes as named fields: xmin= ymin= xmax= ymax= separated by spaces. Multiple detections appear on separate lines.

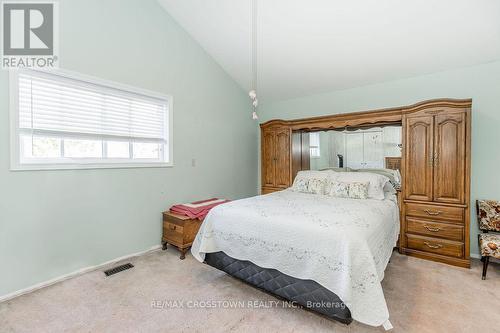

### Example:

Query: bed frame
xmin=204 ymin=251 xmax=353 ymax=324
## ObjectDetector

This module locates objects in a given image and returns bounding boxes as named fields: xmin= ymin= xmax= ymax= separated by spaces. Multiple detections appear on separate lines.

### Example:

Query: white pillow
xmin=328 ymin=172 xmax=389 ymax=200
xmin=355 ymin=168 xmax=401 ymax=189
xmin=291 ymin=170 xmax=332 ymax=194
xmin=383 ymin=182 xmax=397 ymax=194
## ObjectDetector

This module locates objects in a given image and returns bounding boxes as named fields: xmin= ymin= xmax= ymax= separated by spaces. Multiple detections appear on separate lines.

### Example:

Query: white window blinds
xmin=18 ymin=71 xmax=168 ymax=141
xmin=11 ymin=69 xmax=172 ymax=170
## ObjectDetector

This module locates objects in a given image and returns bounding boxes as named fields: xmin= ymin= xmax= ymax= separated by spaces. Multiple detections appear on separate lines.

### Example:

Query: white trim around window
xmin=9 ymin=68 xmax=174 ymax=171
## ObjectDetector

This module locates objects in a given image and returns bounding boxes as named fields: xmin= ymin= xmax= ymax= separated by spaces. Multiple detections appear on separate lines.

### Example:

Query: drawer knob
xmin=424 ymin=225 xmax=441 ymax=232
xmin=424 ymin=209 xmax=442 ymax=216
xmin=424 ymin=241 xmax=443 ymax=249
xmin=170 ymin=225 xmax=176 ymax=230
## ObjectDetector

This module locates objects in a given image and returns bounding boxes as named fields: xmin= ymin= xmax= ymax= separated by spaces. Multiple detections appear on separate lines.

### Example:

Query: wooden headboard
xmin=385 ymin=157 xmax=401 ymax=170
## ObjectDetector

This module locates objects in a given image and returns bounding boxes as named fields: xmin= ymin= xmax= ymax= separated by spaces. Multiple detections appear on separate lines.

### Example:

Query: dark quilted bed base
xmin=204 ymin=251 xmax=353 ymax=325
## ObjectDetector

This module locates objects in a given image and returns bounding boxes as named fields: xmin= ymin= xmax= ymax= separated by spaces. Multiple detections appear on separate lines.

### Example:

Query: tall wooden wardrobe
xmin=401 ymin=101 xmax=471 ymax=268
xmin=261 ymin=122 xmax=293 ymax=194
xmin=260 ymin=99 xmax=471 ymax=268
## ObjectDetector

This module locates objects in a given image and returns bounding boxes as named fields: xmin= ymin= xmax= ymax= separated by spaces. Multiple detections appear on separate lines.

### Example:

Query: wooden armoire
xmin=400 ymin=101 xmax=471 ymax=268
xmin=261 ymin=121 xmax=293 ymax=194
xmin=260 ymin=99 xmax=471 ymax=268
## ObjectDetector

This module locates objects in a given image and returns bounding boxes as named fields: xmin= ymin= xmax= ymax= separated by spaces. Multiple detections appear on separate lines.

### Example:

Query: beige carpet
xmin=1 ymin=249 xmax=499 ymax=333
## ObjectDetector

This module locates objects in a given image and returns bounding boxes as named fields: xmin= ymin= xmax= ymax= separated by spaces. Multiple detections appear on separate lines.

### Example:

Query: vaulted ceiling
xmin=157 ymin=0 xmax=500 ymax=102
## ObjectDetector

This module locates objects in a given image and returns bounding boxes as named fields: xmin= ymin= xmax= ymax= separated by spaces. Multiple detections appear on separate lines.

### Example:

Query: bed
xmin=191 ymin=174 xmax=399 ymax=330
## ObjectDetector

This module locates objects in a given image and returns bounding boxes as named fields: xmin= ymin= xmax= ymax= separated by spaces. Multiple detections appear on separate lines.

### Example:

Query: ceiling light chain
xmin=249 ymin=0 xmax=258 ymax=120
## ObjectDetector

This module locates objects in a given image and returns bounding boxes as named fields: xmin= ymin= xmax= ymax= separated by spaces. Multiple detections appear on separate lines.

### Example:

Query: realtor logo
xmin=1 ymin=1 xmax=59 ymax=69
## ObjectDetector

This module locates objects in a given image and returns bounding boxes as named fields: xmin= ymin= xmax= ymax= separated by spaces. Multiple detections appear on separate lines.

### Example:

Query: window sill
xmin=10 ymin=162 xmax=174 ymax=171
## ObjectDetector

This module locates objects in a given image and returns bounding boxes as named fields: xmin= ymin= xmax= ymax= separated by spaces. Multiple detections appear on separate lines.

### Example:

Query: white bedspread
xmin=191 ymin=189 xmax=400 ymax=327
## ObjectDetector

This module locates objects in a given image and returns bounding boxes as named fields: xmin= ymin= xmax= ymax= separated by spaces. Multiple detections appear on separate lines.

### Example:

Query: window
xmin=10 ymin=69 xmax=173 ymax=170
xmin=309 ymin=132 xmax=320 ymax=158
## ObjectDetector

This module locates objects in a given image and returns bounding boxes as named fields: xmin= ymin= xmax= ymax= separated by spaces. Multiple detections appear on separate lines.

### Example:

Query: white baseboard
xmin=0 ymin=244 xmax=162 ymax=303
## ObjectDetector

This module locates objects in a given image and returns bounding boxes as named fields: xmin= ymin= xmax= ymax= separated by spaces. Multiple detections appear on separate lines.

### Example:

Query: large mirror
xmin=308 ymin=126 xmax=402 ymax=171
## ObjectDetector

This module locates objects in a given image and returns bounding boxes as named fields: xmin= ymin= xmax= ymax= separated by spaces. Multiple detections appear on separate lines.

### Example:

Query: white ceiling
xmin=158 ymin=0 xmax=500 ymax=102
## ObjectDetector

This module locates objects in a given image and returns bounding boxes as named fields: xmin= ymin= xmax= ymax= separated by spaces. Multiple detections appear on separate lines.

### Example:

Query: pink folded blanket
xmin=170 ymin=198 xmax=230 ymax=220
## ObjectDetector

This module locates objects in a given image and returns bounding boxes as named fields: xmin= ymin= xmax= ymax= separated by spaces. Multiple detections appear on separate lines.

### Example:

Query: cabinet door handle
xmin=424 ymin=241 xmax=443 ymax=249
xmin=424 ymin=225 xmax=441 ymax=232
xmin=424 ymin=209 xmax=442 ymax=216
xmin=434 ymin=152 xmax=439 ymax=167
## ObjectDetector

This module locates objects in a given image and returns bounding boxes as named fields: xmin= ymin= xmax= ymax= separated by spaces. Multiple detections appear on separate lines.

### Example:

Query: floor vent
xmin=104 ymin=263 xmax=134 ymax=276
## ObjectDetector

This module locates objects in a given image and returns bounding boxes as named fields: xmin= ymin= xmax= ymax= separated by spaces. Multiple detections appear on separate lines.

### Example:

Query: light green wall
xmin=0 ymin=0 xmax=258 ymax=297
xmin=261 ymin=60 xmax=500 ymax=257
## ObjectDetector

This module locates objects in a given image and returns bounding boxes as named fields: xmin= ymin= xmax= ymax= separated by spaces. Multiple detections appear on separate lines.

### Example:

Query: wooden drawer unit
xmin=261 ymin=186 xmax=286 ymax=194
xmin=405 ymin=202 xmax=464 ymax=222
xmin=163 ymin=222 xmax=184 ymax=244
xmin=406 ymin=217 xmax=463 ymax=241
xmin=162 ymin=212 xmax=203 ymax=260
xmin=406 ymin=234 xmax=463 ymax=258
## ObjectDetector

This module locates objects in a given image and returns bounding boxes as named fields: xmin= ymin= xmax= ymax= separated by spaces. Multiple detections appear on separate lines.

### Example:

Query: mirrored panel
xmin=308 ymin=126 xmax=402 ymax=171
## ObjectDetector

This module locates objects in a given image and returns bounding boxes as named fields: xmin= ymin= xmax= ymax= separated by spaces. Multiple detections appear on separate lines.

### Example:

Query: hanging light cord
xmin=249 ymin=0 xmax=259 ymax=120
xmin=252 ymin=0 xmax=257 ymax=94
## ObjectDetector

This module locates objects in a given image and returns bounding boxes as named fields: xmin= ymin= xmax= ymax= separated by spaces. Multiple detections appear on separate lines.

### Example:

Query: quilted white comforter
xmin=191 ymin=189 xmax=399 ymax=327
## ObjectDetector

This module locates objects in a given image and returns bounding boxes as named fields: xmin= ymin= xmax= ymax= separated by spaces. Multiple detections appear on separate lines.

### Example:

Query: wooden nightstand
xmin=162 ymin=212 xmax=203 ymax=260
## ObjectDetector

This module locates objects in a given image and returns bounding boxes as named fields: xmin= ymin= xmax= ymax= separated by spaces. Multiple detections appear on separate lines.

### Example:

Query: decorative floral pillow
xmin=348 ymin=182 xmax=369 ymax=199
xmin=291 ymin=170 xmax=333 ymax=194
xmin=307 ymin=178 xmax=326 ymax=194
xmin=327 ymin=181 xmax=349 ymax=198
xmin=332 ymin=172 xmax=389 ymax=200
xmin=291 ymin=177 xmax=309 ymax=193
